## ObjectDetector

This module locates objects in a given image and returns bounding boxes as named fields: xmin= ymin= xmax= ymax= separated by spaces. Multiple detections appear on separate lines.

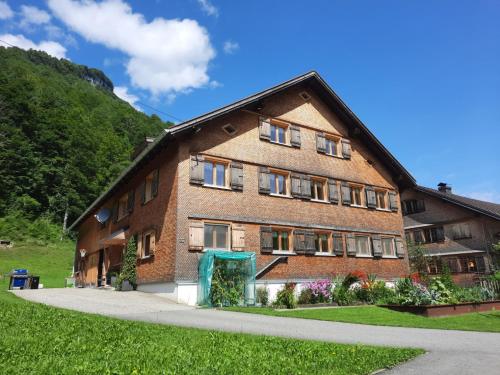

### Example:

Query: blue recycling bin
xmin=9 ymin=269 xmax=29 ymax=289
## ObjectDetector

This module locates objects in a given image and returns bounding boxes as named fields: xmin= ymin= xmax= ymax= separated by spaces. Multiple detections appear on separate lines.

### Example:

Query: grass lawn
xmin=0 ymin=292 xmax=423 ymax=374
xmin=0 ymin=240 xmax=74 ymax=288
xmin=225 ymin=306 xmax=500 ymax=333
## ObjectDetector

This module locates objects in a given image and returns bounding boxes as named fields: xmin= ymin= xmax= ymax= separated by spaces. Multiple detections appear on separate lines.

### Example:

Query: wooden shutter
xmin=328 ymin=179 xmax=339 ymax=204
xmin=333 ymin=233 xmax=344 ymax=256
xmin=346 ymin=234 xmax=356 ymax=256
xmin=290 ymin=125 xmax=301 ymax=148
xmin=341 ymin=182 xmax=351 ymax=205
xmin=230 ymin=162 xmax=243 ymax=191
xmin=190 ymin=155 xmax=204 ymax=185
xmin=388 ymin=192 xmax=398 ymax=212
xmin=341 ymin=139 xmax=351 ymax=159
xmin=301 ymin=175 xmax=311 ymax=199
xmin=436 ymin=227 xmax=445 ymax=242
xmin=365 ymin=186 xmax=377 ymax=209
xmin=316 ymin=132 xmax=326 ymax=153
xmin=150 ymin=231 xmax=156 ymax=255
xmin=293 ymin=229 xmax=306 ymax=254
xmin=260 ymin=226 xmax=273 ymax=254
xmin=291 ymin=174 xmax=302 ymax=198
xmin=127 ymin=190 xmax=135 ymax=213
xmin=139 ymin=182 xmax=146 ymax=205
xmin=258 ymin=167 xmax=271 ymax=194
xmin=259 ymin=117 xmax=271 ymax=141
xmin=231 ymin=224 xmax=245 ymax=251
xmin=304 ymin=231 xmax=316 ymax=254
xmin=188 ymin=222 xmax=204 ymax=251
xmin=372 ymin=235 xmax=382 ymax=257
xmin=136 ymin=233 xmax=142 ymax=258
xmin=111 ymin=201 xmax=119 ymax=223
xmin=152 ymin=169 xmax=159 ymax=197
xmin=395 ymin=238 xmax=405 ymax=258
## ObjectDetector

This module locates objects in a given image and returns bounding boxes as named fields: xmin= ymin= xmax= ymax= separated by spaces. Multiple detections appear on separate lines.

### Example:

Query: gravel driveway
xmin=13 ymin=288 xmax=500 ymax=375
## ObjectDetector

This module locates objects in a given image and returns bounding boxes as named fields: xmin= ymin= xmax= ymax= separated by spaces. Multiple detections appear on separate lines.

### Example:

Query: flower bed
xmin=380 ymin=300 xmax=500 ymax=317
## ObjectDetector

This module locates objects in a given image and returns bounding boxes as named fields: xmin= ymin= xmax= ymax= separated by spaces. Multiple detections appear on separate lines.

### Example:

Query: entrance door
xmin=97 ymin=249 xmax=105 ymax=287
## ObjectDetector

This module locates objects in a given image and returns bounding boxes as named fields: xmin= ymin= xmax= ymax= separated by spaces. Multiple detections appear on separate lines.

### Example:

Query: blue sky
xmin=1 ymin=0 xmax=499 ymax=202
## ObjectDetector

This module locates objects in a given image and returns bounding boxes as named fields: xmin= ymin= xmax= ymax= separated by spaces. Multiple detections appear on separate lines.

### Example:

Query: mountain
xmin=0 ymin=47 xmax=171 ymax=225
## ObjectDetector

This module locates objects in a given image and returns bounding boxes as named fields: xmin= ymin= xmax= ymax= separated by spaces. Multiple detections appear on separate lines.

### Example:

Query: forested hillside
xmin=0 ymin=47 xmax=171 ymax=226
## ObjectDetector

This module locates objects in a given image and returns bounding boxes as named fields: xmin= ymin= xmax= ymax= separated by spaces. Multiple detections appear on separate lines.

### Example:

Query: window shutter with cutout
xmin=346 ymin=234 xmax=356 ymax=256
xmin=293 ymin=229 xmax=306 ymax=254
xmin=258 ymin=167 xmax=271 ymax=194
xmin=395 ymin=238 xmax=405 ymax=258
xmin=127 ymin=190 xmax=135 ymax=213
xmin=259 ymin=117 xmax=271 ymax=141
xmin=290 ymin=125 xmax=301 ymax=148
xmin=291 ymin=174 xmax=302 ymax=198
xmin=230 ymin=162 xmax=243 ymax=191
xmin=341 ymin=182 xmax=351 ymax=205
xmin=316 ymin=132 xmax=326 ymax=153
xmin=304 ymin=231 xmax=316 ymax=254
xmin=333 ymin=233 xmax=344 ymax=256
xmin=231 ymin=224 xmax=245 ymax=251
xmin=372 ymin=235 xmax=382 ymax=257
xmin=260 ymin=226 xmax=273 ymax=254
xmin=328 ymin=179 xmax=339 ymax=204
xmin=301 ymin=175 xmax=311 ymax=199
xmin=388 ymin=192 xmax=398 ymax=212
xmin=188 ymin=222 xmax=204 ymax=251
xmin=152 ymin=169 xmax=159 ymax=197
xmin=341 ymin=139 xmax=351 ymax=159
xmin=190 ymin=155 xmax=204 ymax=185
xmin=365 ymin=186 xmax=377 ymax=209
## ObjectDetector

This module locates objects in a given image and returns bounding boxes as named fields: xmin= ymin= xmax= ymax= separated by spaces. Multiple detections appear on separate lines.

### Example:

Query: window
xmin=270 ymin=171 xmax=289 ymax=196
xmin=413 ymin=227 xmax=444 ymax=244
xmin=222 ymin=123 xmax=237 ymax=135
xmin=402 ymin=199 xmax=425 ymax=215
xmin=452 ymin=223 xmax=472 ymax=240
xmin=204 ymin=159 xmax=228 ymax=188
xmin=270 ymin=121 xmax=288 ymax=144
xmin=204 ymin=224 xmax=229 ymax=250
xmin=350 ymin=185 xmax=364 ymax=206
xmin=325 ymin=137 xmax=338 ymax=156
xmin=314 ymin=233 xmax=330 ymax=253
xmin=311 ymin=178 xmax=327 ymax=201
xmin=376 ymin=190 xmax=387 ymax=209
xmin=355 ymin=235 xmax=371 ymax=256
xmin=142 ymin=230 xmax=155 ymax=258
xmin=143 ymin=169 xmax=159 ymax=204
xmin=117 ymin=194 xmax=128 ymax=221
xmin=272 ymin=229 xmax=291 ymax=251
xmin=381 ymin=237 xmax=395 ymax=257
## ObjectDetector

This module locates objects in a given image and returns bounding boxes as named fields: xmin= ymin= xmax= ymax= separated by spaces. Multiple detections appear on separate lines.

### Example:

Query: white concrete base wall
xmin=256 ymin=280 xmax=311 ymax=304
xmin=137 ymin=282 xmax=198 ymax=306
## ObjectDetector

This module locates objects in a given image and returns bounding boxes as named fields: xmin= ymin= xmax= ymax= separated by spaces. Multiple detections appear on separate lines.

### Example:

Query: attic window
xmin=299 ymin=91 xmax=311 ymax=101
xmin=222 ymin=124 xmax=237 ymax=135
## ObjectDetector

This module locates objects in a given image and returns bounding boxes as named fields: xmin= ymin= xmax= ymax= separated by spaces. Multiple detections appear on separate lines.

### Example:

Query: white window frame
xmin=269 ymin=170 xmax=290 ymax=197
xmin=381 ymin=237 xmax=396 ymax=258
xmin=355 ymin=235 xmax=372 ymax=257
xmin=314 ymin=232 xmax=332 ymax=255
xmin=203 ymin=223 xmax=230 ymax=250
xmin=269 ymin=119 xmax=289 ymax=145
xmin=203 ymin=158 xmax=229 ymax=188
xmin=350 ymin=184 xmax=365 ymax=207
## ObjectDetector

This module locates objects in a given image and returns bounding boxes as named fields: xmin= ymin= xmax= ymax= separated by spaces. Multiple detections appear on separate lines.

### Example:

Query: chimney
xmin=437 ymin=182 xmax=452 ymax=194
xmin=131 ymin=137 xmax=155 ymax=160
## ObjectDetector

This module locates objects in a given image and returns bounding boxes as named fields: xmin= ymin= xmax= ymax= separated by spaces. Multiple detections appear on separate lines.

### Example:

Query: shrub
xmin=332 ymin=285 xmax=356 ymax=306
xmin=356 ymin=280 xmax=395 ymax=304
xmin=298 ymin=288 xmax=313 ymax=305
xmin=115 ymin=236 xmax=137 ymax=291
xmin=393 ymin=278 xmax=437 ymax=306
xmin=209 ymin=259 xmax=246 ymax=307
xmin=429 ymin=278 xmax=458 ymax=304
xmin=303 ymin=279 xmax=332 ymax=303
xmin=274 ymin=283 xmax=297 ymax=309
xmin=256 ymin=286 xmax=269 ymax=306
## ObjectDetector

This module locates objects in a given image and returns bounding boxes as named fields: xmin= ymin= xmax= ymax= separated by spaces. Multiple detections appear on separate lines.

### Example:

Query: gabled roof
xmin=69 ymin=71 xmax=415 ymax=230
xmin=415 ymin=186 xmax=500 ymax=221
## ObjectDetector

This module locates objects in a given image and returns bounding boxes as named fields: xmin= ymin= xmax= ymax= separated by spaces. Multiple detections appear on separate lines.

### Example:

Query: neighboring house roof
xmin=69 ymin=71 xmax=415 ymax=230
xmin=414 ymin=186 xmax=500 ymax=221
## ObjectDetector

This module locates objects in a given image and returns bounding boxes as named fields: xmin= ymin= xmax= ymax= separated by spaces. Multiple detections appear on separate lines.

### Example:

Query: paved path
xmin=13 ymin=288 xmax=500 ymax=375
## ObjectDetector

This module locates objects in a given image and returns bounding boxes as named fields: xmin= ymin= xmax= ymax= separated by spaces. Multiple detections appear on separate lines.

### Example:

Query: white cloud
xmin=48 ymin=0 xmax=216 ymax=96
xmin=223 ymin=40 xmax=239 ymax=54
xmin=0 ymin=33 xmax=67 ymax=58
xmin=44 ymin=24 xmax=78 ymax=47
xmin=20 ymin=5 xmax=51 ymax=27
xmin=0 ymin=1 xmax=13 ymax=20
xmin=197 ymin=0 xmax=218 ymax=17
xmin=114 ymin=86 xmax=140 ymax=110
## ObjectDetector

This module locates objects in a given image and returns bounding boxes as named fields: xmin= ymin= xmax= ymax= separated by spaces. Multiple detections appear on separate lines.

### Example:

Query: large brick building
xmin=401 ymin=183 xmax=500 ymax=285
xmin=71 ymin=72 xmax=415 ymax=305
